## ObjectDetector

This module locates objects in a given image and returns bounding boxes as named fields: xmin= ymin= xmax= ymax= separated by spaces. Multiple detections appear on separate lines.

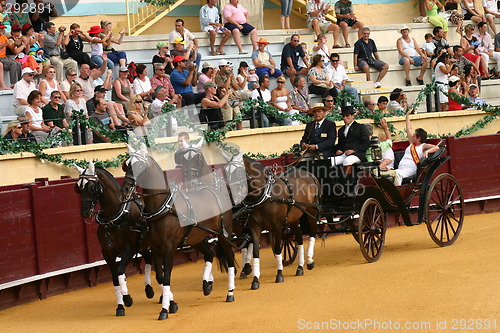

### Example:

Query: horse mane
xmin=243 ymin=155 xmax=264 ymax=172
xmin=147 ymin=155 xmax=170 ymax=191
xmin=96 ymin=167 xmax=121 ymax=188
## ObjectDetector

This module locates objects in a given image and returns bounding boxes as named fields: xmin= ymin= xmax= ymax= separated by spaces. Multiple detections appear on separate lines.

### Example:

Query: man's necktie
xmin=314 ymin=122 xmax=320 ymax=136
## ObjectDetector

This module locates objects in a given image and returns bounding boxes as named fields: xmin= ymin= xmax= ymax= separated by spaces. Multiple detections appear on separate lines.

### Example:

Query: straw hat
xmin=399 ymin=24 xmax=412 ymax=33
xmin=308 ymin=103 xmax=328 ymax=113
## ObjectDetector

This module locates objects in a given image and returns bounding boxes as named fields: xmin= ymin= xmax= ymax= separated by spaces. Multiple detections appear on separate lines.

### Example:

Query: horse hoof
xmin=145 ymin=284 xmax=154 ymax=299
xmin=169 ymin=301 xmax=179 ymax=314
xmin=123 ymin=294 xmax=133 ymax=307
xmin=158 ymin=295 xmax=162 ymax=304
xmin=296 ymin=266 xmax=304 ymax=276
xmin=226 ymin=294 xmax=235 ymax=302
xmin=307 ymin=262 xmax=315 ymax=270
xmin=243 ymin=263 xmax=252 ymax=275
xmin=251 ymin=276 xmax=260 ymax=290
xmin=116 ymin=304 xmax=125 ymax=316
xmin=239 ymin=271 xmax=247 ymax=279
xmin=202 ymin=280 xmax=213 ymax=296
xmin=158 ymin=308 xmax=168 ymax=320
xmin=275 ymin=270 xmax=284 ymax=283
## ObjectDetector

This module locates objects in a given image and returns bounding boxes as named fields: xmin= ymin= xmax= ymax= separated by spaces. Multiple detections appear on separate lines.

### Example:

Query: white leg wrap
xmin=118 ymin=274 xmax=128 ymax=295
xmin=228 ymin=267 xmax=235 ymax=291
xmin=144 ymin=264 xmax=152 ymax=285
xmin=114 ymin=285 xmax=124 ymax=305
xmin=202 ymin=261 xmax=212 ymax=282
xmin=275 ymin=253 xmax=283 ymax=271
xmin=253 ymin=258 xmax=260 ymax=278
xmin=297 ymin=244 xmax=305 ymax=267
xmin=246 ymin=243 xmax=254 ymax=264
xmin=241 ymin=248 xmax=247 ymax=267
xmin=162 ymin=285 xmax=171 ymax=309
xmin=307 ymin=237 xmax=315 ymax=264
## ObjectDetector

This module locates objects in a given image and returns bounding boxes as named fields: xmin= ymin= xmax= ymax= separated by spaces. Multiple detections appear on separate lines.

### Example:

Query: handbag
xmin=362 ymin=42 xmax=375 ymax=65
xmin=60 ymin=51 xmax=69 ymax=59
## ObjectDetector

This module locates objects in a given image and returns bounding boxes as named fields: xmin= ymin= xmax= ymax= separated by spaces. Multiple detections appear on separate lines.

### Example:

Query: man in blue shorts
xmin=222 ymin=0 xmax=258 ymax=54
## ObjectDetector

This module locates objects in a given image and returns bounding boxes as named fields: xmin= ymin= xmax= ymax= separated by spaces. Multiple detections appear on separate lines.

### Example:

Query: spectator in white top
xmin=132 ymin=64 xmax=153 ymax=103
xmin=168 ymin=19 xmax=201 ymax=68
xmin=482 ymin=0 xmax=499 ymax=35
xmin=397 ymin=24 xmax=428 ymax=86
xmin=326 ymin=52 xmax=359 ymax=102
xmin=250 ymin=76 xmax=271 ymax=127
xmin=222 ymin=0 xmax=259 ymax=54
xmin=386 ymin=88 xmax=408 ymax=112
xmin=13 ymin=67 xmax=37 ymax=116
xmin=306 ymin=0 xmax=341 ymax=48
xmin=200 ymin=0 xmax=231 ymax=56
xmin=474 ymin=21 xmax=500 ymax=78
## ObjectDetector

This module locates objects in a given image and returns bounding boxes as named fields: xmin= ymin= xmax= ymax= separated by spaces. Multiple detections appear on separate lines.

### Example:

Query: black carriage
xmin=281 ymin=138 xmax=464 ymax=263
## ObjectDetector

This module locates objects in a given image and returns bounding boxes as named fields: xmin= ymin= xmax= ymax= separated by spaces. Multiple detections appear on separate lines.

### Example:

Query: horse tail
xmin=214 ymin=239 xmax=229 ymax=273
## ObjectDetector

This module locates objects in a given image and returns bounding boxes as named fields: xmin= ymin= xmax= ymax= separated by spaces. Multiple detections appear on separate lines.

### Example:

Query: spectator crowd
xmin=3 ymin=0 xmax=500 ymax=146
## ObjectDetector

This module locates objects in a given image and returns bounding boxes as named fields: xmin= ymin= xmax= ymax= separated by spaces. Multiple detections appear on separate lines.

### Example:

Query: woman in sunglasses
xmin=65 ymin=82 xmax=92 ymax=144
xmin=270 ymin=75 xmax=300 ymax=126
xmin=3 ymin=121 xmax=24 ymax=141
xmin=127 ymin=94 xmax=151 ymax=137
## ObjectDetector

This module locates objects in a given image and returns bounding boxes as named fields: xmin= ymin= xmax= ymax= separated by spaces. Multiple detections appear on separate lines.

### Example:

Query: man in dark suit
xmin=333 ymin=105 xmax=369 ymax=166
xmin=300 ymin=103 xmax=336 ymax=157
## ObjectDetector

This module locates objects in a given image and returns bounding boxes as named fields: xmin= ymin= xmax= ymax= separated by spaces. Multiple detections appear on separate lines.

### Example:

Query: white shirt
xmin=133 ymin=77 xmax=152 ymax=95
xmin=483 ymin=0 xmax=499 ymax=14
xmin=251 ymin=88 xmax=271 ymax=103
xmin=168 ymin=28 xmax=196 ymax=50
xmin=343 ymin=121 xmax=353 ymax=137
xmin=13 ymin=79 xmax=36 ymax=106
xmin=397 ymin=143 xmax=424 ymax=182
xmin=325 ymin=63 xmax=349 ymax=84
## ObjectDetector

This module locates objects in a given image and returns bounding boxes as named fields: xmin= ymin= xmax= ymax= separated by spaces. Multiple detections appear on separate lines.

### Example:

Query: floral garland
xmin=0 ymin=83 xmax=498 ymax=166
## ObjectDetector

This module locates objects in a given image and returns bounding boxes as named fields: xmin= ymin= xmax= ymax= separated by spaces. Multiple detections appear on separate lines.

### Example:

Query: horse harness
xmin=234 ymin=166 xmax=321 ymax=228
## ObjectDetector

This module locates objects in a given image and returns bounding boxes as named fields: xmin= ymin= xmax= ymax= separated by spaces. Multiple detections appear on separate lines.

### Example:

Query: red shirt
xmin=150 ymin=75 xmax=175 ymax=96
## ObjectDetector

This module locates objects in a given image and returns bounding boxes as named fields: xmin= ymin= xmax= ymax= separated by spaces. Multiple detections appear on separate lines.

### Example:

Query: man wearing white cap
xmin=215 ymin=59 xmax=244 ymax=128
xmin=198 ymin=62 xmax=217 ymax=93
xmin=467 ymin=84 xmax=487 ymax=106
xmin=12 ymin=67 xmax=37 ymax=116
xmin=397 ymin=24 xmax=428 ymax=86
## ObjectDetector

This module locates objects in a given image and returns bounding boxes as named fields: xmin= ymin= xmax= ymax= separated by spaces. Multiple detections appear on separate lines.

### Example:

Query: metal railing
xmin=125 ymin=0 xmax=186 ymax=36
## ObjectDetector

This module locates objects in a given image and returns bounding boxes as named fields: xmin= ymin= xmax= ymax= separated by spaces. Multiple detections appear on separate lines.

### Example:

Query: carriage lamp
xmin=370 ymin=136 xmax=382 ymax=163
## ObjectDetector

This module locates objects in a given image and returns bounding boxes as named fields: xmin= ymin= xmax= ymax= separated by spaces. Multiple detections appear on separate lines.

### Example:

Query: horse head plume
xmin=192 ymin=137 xmax=204 ymax=150
xmin=87 ymin=161 xmax=96 ymax=176
xmin=221 ymin=150 xmax=231 ymax=162
xmin=181 ymin=139 xmax=190 ymax=150
xmin=75 ymin=164 xmax=86 ymax=175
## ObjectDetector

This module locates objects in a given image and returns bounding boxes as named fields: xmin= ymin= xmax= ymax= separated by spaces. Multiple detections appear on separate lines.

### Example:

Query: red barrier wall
xmin=0 ymin=134 xmax=499 ymax=310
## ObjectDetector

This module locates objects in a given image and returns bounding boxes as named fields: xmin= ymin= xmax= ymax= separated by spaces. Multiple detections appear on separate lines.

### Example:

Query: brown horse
xmin=121 ymin=144 xmax=237 ymax=320
xmin=223 ymin=154 xmax=321 ymax=290
xmin=76 ymin=162 xmax=154 ymax=317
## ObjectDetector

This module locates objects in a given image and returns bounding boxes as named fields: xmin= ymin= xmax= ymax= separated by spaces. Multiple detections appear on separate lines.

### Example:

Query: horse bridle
xmin=77 ymin=173 xmax=103 ymax=217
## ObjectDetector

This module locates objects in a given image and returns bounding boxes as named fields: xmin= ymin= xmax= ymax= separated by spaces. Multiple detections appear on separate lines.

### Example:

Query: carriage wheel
xmin=424 ymin=173 xmax=464 ymax=246
xmin=358 ymin=198 xmax=387 ymax=263
xmin=281 ymin=228 xmax=297 ymax=266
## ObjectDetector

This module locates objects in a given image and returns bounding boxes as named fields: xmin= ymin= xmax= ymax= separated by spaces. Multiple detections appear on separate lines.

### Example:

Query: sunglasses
xmin=134 ymin=100 xmax=142 ymax=103
xmin=157 ymin=68 xmax=165 ymax=71
xmin=27 ymin=74 xmax=34 ymax=76
xmin=16 ymin=126 xmax=22 ymax=129
xmin=277 ymin=81 xmax=285 ymax=84
xmin=53 ymin=96 xmax=62 ymax=99
xmin=69 ymin=73 xmax=77 ymax=76
xmin=75 ymin=89 xmax=83 ymax=92
xmin=330 ymin=59 xmax=339 ymax=62
xmin=325 ymin=100 xmax=334 ymax=102
xmin=181 ymin=60 xmax=188 ymax=63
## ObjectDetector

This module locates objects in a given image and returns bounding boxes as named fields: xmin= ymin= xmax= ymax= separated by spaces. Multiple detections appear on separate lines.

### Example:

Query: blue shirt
xmin=170 ymin=69 xmax=193 ymax=94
